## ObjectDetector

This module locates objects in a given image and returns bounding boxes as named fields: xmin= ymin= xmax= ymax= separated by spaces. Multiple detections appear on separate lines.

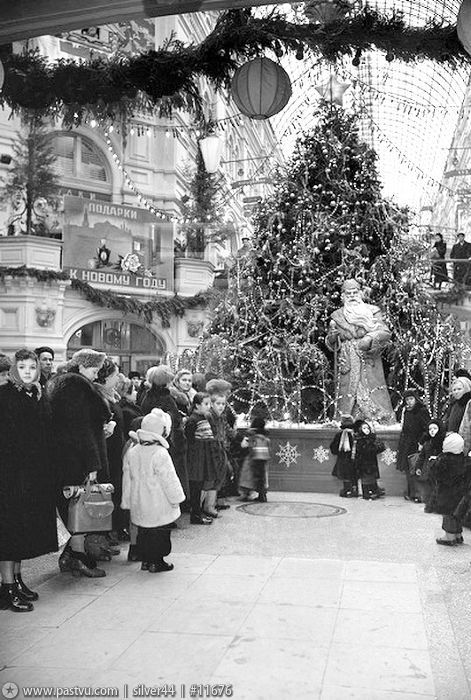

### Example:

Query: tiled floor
xmin=1 ymin=492 xmax=471 ymax=699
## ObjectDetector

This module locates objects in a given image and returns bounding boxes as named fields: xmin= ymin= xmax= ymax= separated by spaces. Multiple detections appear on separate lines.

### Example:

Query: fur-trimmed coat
xmin=48 ymin=371 xmax=111 ymax=487
xmin=0 ymin=382 xmax=58 ymax=560
xmin=353 ymin=434 xmax=385 ymax=478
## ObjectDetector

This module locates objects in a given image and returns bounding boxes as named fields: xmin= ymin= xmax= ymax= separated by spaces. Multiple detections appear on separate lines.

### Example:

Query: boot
xmin=148 ymin=559 xmax=174 ymax=573
xmin=14 ymin=574 xmax=39 ymax=601
xmin=203 ymin=490 xmax=219 ymax=518
xmin=69 ymin=551 xmax=106 ymax=578
xmin=59 ymin=543 xmax=73 ymax=572
xmin=190 ymin=514 xmax=213 ymax=525
xmin=0 ymin=583 xmax=34 ymax=612
xmin=127 ymin=544 xmax=142 ymax=562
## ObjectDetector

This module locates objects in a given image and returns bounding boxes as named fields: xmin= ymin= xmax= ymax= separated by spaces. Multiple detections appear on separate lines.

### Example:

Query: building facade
xmin=0 ymin=13 xmax=283 ymax=370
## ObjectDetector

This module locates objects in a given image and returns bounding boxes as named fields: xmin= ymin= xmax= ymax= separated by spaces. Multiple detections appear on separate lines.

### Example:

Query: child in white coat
xmin=121 ymin=409 xmax=185 ymax=573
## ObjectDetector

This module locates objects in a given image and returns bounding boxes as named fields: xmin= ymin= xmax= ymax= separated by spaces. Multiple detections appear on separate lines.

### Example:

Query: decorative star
xmin=276 ymin=441 xmax=301 ymax=469
xmin=380 ymin=447 xmax=397 ymax=466
xmin=312 ymin=445 xmax=330 ymax=463
xmin=315 ymin=75 xmax=351 ymax=106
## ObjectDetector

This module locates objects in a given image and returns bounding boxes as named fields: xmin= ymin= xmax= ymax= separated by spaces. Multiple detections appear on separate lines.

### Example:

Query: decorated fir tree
xmin=1 ymin=116 xmax=60 ymax=235
xmin=196 ymin=103 xmax=467 ymax=422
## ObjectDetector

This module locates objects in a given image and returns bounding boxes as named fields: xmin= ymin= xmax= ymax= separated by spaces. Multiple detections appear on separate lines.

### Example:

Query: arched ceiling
xmin=269 ymin=1 xmax=470 ymax=210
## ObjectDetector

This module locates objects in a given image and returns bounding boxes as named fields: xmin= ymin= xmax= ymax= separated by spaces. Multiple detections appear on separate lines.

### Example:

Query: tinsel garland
xmin=0 ymin=8 xmax=466 ymax=125
xmin=70 ymin=278 xmax=214 ymax=326
xmin=0 ymin=266 xmax=70 ymax=283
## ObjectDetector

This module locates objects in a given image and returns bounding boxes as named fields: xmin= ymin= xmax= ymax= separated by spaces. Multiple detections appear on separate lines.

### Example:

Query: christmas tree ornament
xmin=231 ymin=57 xmax=292 ymax=120
xmin=304 ymin=0 xmax=350 ymax=25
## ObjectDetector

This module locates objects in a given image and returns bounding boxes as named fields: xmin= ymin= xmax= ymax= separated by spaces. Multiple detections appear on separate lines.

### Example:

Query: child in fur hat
xmin=429 ymin=432 xmax=468 ymax=546
xmin=353 ymin=420 xmax=386 ymax=500
xmin=330 ymin=415 xmax=358 ymax=498
xmin=121 ymin=409 xmax=185 ymax=572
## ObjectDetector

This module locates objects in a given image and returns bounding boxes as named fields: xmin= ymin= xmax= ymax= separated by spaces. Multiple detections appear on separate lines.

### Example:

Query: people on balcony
xmin=430 ymin=233 xmax=447 ymax=289
xmin=450 ymin=232 xmax=471 ymax=285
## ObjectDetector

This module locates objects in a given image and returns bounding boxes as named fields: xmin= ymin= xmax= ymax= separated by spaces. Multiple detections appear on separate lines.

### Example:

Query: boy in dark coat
xmin=330 ymin=414 xmax=358 ymax=497
xmin=430 ymin=432 xmax=468 ymax=546
xmin=353 ymin=420 xmax=385 ymax=500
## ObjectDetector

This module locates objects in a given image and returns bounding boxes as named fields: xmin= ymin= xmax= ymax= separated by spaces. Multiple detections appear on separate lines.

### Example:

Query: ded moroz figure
xmin=326 ymin=278 xmax=395 ymax=425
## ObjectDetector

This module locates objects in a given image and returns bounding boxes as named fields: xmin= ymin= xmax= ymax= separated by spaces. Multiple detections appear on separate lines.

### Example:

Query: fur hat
xmin=147 ymin=364 xmax=174 ymax=387
xmin=442 ymin=433 xmax=464 ymax=455
xmin=452 ymin=376 xmax=471 ymax=395
xmin=129 ymin=408 xmax=171 ymax=447
xmin=205 ymin=378 xmax=232 ymax=395
xmin=34 ymin=346 xmax=54 ymax=359
xmin=0 ymin=354 xmax=12 ymax=373
xmin=70 ymin=349 xmax=106 ymax=369
xmin=340 ymin=414 xmax=354 ymax=429
xmin=403 ymin=389 xmax=418 ymax=399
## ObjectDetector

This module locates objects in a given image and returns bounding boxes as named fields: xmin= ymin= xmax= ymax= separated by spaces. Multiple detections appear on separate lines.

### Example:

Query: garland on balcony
xmin=0 ymin=265 xmax=70 ymax=284
xmin=71 ymin=278 xmax=214 ymax=326
xmin=0 ymin=8 xmax=467 ymax=125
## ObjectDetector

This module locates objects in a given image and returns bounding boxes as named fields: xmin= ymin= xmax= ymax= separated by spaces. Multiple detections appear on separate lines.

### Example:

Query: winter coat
xmin=121 ymin=442 xmax=185 ymax=527
xmin=141 ymin=386 xmax=189 ymax=497
xmin=396 ymin=402 xmax=431 ymax=472
xmin=184 ymin=411 xmax=223 ymax=484
xmin=429 ymin=452 xmax=469 ymax=515
xmin=415 ymin=424 xmax=445 ymax=482
xmin=354 ymin=434 xmax=385 ymax=478
xmin=444 ymin=393 xmax=471 ymax=457
xmin=330 ymin=429 xmax=356 ymax=481
xmin=119 ymin=398 xmax=143 ymax=438
xmin=48 ymin=371 xmax=111 ymax=487
xmin=0 ymin=382 xmax=58 ymax=560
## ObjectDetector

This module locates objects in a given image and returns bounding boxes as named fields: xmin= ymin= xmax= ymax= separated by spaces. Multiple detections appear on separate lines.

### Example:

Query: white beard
xmin=343 ymin=300 xmax=377 ymax=332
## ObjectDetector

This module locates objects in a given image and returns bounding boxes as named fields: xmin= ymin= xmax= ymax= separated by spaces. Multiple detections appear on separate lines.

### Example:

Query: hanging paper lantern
xmin=231 ymin=57 xmax=292 ymax=120
xmin=199 ymin=134 xmax=223 ymax=173
xmin=457 ymin=0 xmax=471 ymax=56
xmin=304 ymin=0 xmax=350 ymax=24
xmin=0 ymin=59 xmax=4 ymax=92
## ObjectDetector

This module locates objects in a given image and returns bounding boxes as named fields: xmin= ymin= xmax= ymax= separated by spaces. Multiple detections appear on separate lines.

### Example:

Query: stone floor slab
xmin=150 ymin=598 xmax=253 ymax=636
xmin=340 ymin=580 xmax=422 ymax=613
xmin=203 ymin=554 xmax=281 ymax=578
xmin=344 ymin=560 xmax=418 ymax=583
xmin=239 ymin=602 xmax=337 ymax=644
xmin=333 ymin=608 xmax=428 ymax=650
xmin=258 ymin=576 xmax=342 ymax=608
xmin=273 ymin=557 xmax=345 ymax=579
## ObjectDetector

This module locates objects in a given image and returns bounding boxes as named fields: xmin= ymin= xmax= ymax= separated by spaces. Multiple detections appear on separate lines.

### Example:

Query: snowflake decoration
xmin=276 ymin=441 xmax=300 ymax=469
xmin=312 ymin=445 xmax=330 ymax=464
xmin=380 ymin=447 xmax=397 ymax=466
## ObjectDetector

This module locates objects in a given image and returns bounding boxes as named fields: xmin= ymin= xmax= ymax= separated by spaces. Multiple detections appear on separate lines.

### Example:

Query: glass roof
xmin=267 ymin=1 xmax=470 ymax=210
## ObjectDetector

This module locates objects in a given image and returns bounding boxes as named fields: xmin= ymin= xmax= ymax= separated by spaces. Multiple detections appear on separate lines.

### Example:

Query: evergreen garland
xmin=70 ymin=278 xmax=214 ymax=326
xmin=0 ymin=265 xmax=70 ymax=283
xmin=0 ymin=8 xmax=467 ymax=125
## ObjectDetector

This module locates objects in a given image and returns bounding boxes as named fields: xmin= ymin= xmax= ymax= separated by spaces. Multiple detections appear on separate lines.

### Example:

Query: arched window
xmin=52 ymin=133 xmax=111 ymax=195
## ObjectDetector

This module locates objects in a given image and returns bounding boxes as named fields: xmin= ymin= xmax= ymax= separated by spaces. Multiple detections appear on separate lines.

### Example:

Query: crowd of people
xmin=0 ymin=347 xmax=270 ymax=613
xmin=331 ymin=374 xmax=471 ymax=548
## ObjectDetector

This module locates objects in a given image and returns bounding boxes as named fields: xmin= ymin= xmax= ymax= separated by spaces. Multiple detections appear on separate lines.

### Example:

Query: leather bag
xmin=64 ymin=479 xmax=114 ymax=534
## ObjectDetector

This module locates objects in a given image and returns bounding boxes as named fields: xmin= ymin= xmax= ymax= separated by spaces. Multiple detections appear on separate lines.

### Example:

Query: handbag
xmin=64 ymin=478 xmax=114 ymax=535
xmin=407 ymin=452 xmax=421 ymax=475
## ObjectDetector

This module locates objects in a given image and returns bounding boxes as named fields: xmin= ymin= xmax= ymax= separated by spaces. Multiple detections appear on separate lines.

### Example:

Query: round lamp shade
xmin=231 ymin=57 xmax=292 ymax=120
xmin=458 ymin=0 xmax=471 ymax=56
xmin=199 ymin=135 xmax=222 ymax=173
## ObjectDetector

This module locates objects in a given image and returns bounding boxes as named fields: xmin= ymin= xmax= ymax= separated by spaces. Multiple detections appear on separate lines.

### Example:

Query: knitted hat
xmin=206 ymin=378 xmax=232 ymax=395
xmin=34 ymin=346 xmax=54 ymax=359
xmin=442 ymin=432 xmax=464 ymax=455
xmin=147 ymin=364 xmax=174 ymax=387
xmin=0 ymin=354 xmax=12 ymax=373
xmin=70 ymin=349 xmax=106 ymax=369
xmin=129 ymin=408 xmax=171 ymax=447
xmin=452 ymin=376 xmax=471 ymax=395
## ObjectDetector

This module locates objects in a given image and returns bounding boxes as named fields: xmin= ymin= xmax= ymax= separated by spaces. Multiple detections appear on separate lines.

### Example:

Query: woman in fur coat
xmin=396 ymin=390 xmax=431 ymax=501
xmin=0 ymin=349 xmax=58 ymax=612
xmin=48 ymin=349 xmax=113 ymax=578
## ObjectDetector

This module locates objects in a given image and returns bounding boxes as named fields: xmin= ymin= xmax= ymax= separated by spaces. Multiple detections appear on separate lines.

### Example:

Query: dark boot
xmin=69 ymin=551 xmax=106 ymax=578
xmin=14 ymin=574 xmax=39 ymax=601
xmin=0 ymin=583 xmax=34 ymax=612
xmin=59 ymin=542 xmax=73 ymax=572
xmin=127 ymin=544 xmax=142 ymax=562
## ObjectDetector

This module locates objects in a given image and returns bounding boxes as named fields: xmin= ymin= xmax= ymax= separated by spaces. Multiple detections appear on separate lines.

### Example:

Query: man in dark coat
xmin=396 ymin=389 xmax=431 ymax=501
xmin=34 ymin=346 xmax=55 ymax=389
xmin=450 ymin=233 xmax=471 ymax=285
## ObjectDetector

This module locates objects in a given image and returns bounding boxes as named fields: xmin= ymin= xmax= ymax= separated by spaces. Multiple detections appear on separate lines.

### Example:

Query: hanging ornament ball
xmin=231 ymin=57 xmax=292 ymax=120
xmin=458 ymin=0 xmax=471 ymax=55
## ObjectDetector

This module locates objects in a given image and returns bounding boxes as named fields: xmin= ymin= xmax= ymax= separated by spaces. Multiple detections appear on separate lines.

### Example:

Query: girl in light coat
xmin=121 ymin=409 xmax=185 ymax=573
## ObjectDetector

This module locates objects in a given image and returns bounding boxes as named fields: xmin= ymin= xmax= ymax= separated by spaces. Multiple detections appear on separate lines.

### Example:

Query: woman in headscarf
xmin=170 ymin=369 xmax=193 ymax=419
xmin=443 ymin=376 xmax=471 ymax=455
xmin=396 ymin=389 xmax=431 ymax=501
xmin=141 ymin=365 xmax=189 ymax=501
xmin=0 ymin=349 xmax=58 ymax=612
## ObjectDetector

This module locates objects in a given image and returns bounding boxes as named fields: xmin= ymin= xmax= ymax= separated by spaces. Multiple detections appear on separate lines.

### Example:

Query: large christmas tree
xmin=196 ymin=103 xmax=467 ymax=422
